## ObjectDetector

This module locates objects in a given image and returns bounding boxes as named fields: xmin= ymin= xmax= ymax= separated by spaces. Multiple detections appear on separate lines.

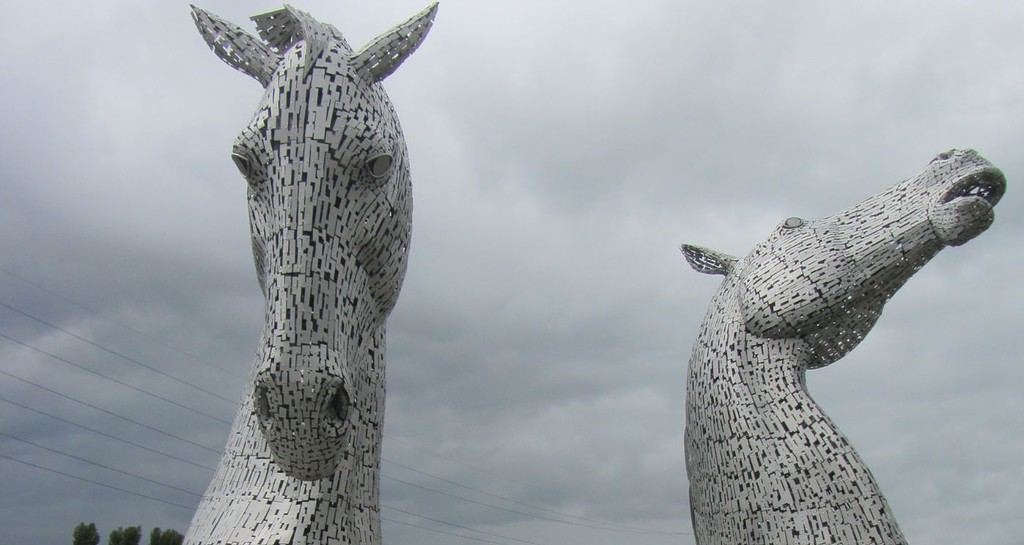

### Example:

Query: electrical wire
xmin=0 ymin=373 xmax=222 ymax=454
xmin=0 ymin=299 xmax=236 ymax=405
xmin=386 ymin=433 xmax=664 ymax=528
xmin=0 ymin=431 xmax=203 ymax=498
xmin=0 ymin=276 xmax=688 ymax=537
xmin=0 ymin=342 xmax=685 ymax=536
xmin=382 ymin=515 xmax=519 ymax=545
xmin=382 ymin=504 xmax=550 ymax=545
xmin=0 ymin=454 xmax=196 ymax=511
xmin=0 ymin=332 xmax=232 ymax=425
xmin=0 ymin=396 xmax=216 ymax=471
xmin=2 ymin=391 xmax=680 ymax=543
xmin=0 ymin=266 xmax=238 ymax=376
xmin=383 ymin=457 xmax=689 ymax=535
xmin=0 ymin=428 xmax=553 ymax=545
xmin=383 ymin=473 xmax=688 ymax=536
xmin=0 ymin=446 xmax=541 ymax=545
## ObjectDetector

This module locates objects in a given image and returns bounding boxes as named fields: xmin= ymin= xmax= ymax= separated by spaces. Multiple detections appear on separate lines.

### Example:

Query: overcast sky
xmin=0 ymin=1 xmax=1021 ymax=544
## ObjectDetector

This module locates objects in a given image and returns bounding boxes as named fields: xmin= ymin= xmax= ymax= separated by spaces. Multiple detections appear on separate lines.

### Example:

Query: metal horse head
xmin=683 ymin=149 xmax=1006 ymax=368
xmin=679 ymin=149 xmax=1005 ymax=544
xmin=192 ymin=4 xmax=437 ymax=481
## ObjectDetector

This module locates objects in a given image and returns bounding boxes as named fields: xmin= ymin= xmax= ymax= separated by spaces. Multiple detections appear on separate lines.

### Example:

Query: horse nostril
xmin=331 ymin=384 xmax=350 ymax=422
xmin=255 ymin=384 xmax=271 ymax=420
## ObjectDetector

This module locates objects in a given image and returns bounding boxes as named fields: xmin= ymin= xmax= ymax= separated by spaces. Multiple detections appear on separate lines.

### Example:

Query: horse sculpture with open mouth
xmin=681 ymin=149 xmax=1006 ymax=544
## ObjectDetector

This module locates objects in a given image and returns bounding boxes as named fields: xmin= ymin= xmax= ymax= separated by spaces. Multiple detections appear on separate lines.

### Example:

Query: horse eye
xmin=232 ymin=152 xmax=253 ymax=179
xmin=331 ymin=385 xmax=350 ymax=422
xmin=783 ymin=217 xmax=805 ymax=229
xmin=255 ymin=385 xmax=271 ymax=420
xmin=367 ymin=153 xmax=393 ymax=179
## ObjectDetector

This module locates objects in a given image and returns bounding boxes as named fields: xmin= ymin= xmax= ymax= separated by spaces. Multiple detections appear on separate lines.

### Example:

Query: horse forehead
xmin=266 ymin=44 xmax=386 ymax=114
xmin=245 ymin=72 xmax=395 ymax=151
xmin=751 ymin=222 xmax=835 ymax=256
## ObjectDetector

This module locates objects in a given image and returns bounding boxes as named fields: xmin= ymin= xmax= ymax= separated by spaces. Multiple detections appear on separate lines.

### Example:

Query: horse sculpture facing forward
xmin=185 ymin=4 xmax=437 ymax=544
xmin=681 ymin=149 xmax=1005 ymax=545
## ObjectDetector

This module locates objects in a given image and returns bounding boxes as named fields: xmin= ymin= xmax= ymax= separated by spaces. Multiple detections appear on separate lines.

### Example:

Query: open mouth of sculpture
xmin=940 ymin=168 xmax=1006 ymax=208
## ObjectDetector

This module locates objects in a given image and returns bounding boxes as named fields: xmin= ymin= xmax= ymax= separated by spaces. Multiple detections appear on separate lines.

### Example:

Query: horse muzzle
xmin=253 ymin=364 xmax=355 ymax=481
xmin=929 ymin=166 xmax=1005 ymax=246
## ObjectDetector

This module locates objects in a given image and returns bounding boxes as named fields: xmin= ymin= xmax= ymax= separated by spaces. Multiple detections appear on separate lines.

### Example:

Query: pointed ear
xmin=191 ymin=5 xmax=280 ymax=86
xmin=351 ymin=2 xmax=439 ymax=83
xmin=680 ymin=244 xmax=737 ymax=276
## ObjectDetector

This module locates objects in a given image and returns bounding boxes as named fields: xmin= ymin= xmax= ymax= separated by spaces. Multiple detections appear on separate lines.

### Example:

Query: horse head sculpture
xmin=680 ymin=149 xmax=1005 ymax=544
xmin=185 ymin=4 xmax=436 ymax=544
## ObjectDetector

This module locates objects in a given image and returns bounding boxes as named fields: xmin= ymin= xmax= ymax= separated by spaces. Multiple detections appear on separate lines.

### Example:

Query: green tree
xmin=72 ymin=522 xmax=100 ymax=545
xmin=109 ymin=526 xmax=142 ymax=545
xmin=149 ymin=527 xmax=184 ymax=545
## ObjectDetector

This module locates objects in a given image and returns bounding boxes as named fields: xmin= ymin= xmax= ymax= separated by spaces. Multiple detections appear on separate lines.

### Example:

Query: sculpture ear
xmin=680 ymin=244 xmax=737 ymax=276
xmin=351 ymin=2 xmax=439 ymax=83
xmin=191 ymin=5 xmax=281 ymax=87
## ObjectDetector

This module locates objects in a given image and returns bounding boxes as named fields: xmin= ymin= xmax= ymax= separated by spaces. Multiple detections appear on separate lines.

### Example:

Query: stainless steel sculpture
xmin=680 ymin=149 xmax=1005 ymax=545
xmin=185 ymin=4 xmax=437 ymax=544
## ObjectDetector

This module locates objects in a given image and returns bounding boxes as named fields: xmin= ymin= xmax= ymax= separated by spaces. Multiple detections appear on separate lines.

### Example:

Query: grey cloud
xmin=0 ymin=1 xmax=1020 ymax=544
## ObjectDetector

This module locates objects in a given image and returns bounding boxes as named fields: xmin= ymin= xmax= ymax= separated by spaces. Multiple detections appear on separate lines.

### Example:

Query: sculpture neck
xmin=685 ymin=279 xmax=906 ymax=545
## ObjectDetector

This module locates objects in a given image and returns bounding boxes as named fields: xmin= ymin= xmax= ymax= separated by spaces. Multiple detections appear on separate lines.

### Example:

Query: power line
xmin=383 ymin=473 xmax=689 ymax=536
xmin=0 ymin=439 xmax=545 ymax=545
xmin=382 ymin=515 xmax=519 ymax=545
xmin=0 ymin=425 xmax=554 ymax=545
xmin=0 ymin=299 xmax=237 ymax=405
xmin=387 ymin=435 xmax=578 ymax=503
xmin=4 ymin=271 xmax=626 ymax=523
xmin=2 ymin=380 xmax=679 ymax=539
xmin=0 ymin=396 xmax=216 ymax=471
xmin=0 ymin=454 xmax=197 ymax=511
xmin=3 ymin=380 xmax=682 ymax=539
xmin=0 ymin=431 xmax=203 ymax=498
xmin=382 ymin=504 xmax=551 ymax=545
xmin=0 ymin=371 xmax=223 ymax=454
xmin=0 ymin=276 xmax=685 ymax=536
xmin=0 ymin=323 xmax=665 ymax=535
xmin=0 ymin=445 xmax=542 ymax=545
xmin=0 ymin=266 xmax=238 ymax=376
xmin=2 ymin=390 xmax=679 ymax=544
xmin=1 ymin=291 xmax=618 ymax=529
xmin=0 ymin=451 xmax=549 ymax=545
xmin=1 ymin=334 xmax=681 ymax=535
xmin=0 ymin=332 xmax=232 ymax=425
xmin=383 ymin=458 xmax=689 ymax=535
xmin=1 ymin=315 xmax=683 ymax=536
